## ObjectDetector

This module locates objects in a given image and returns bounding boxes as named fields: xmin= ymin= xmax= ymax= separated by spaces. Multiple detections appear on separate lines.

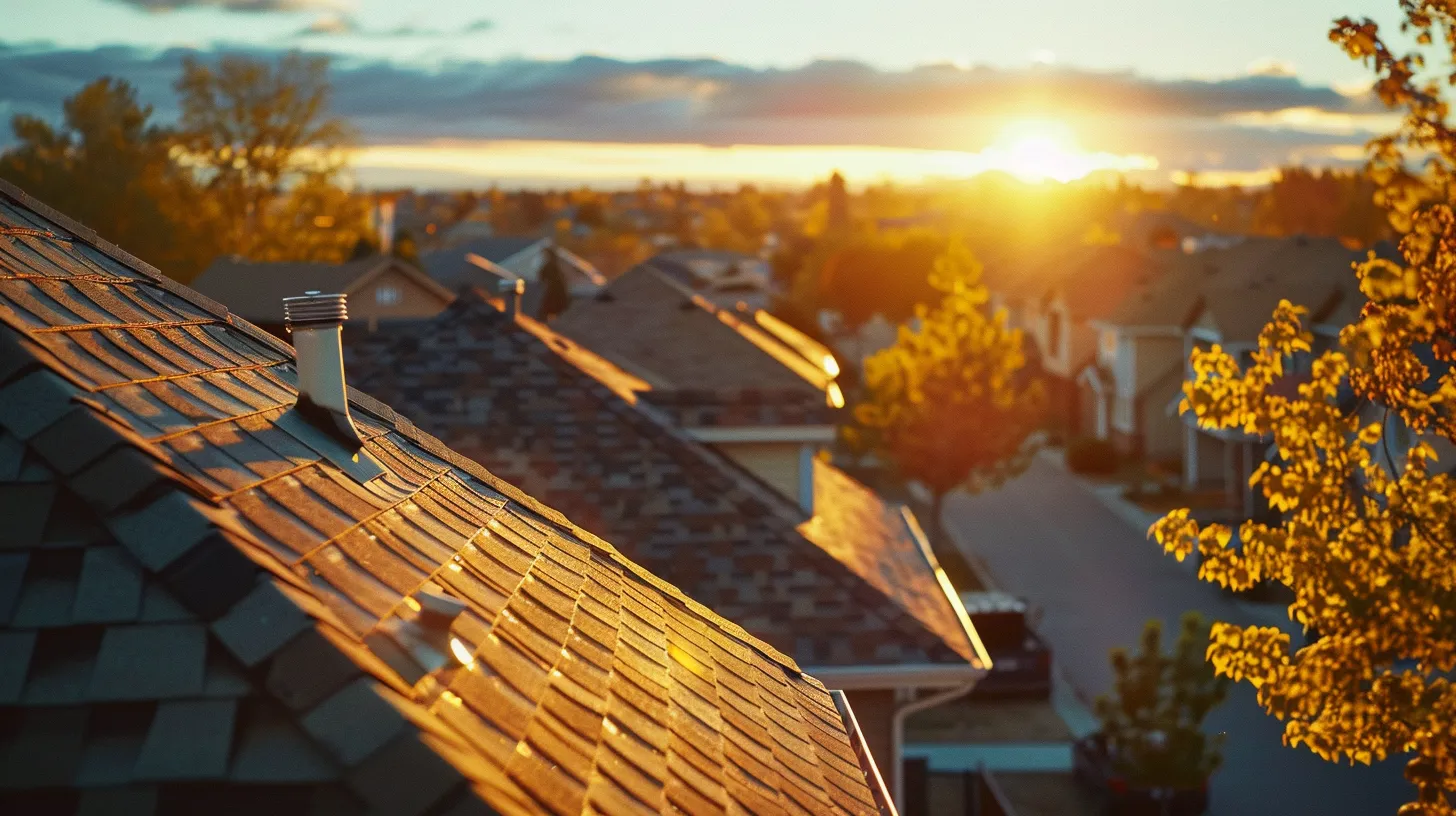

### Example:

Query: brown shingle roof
xmin=1103 ymin=238 xmax=1286 ymax=329
xmin=192 ymin=255 xmax=455 ymax=323
xmin=342 ymin=294 xmax=982 ymax=673
xmin=1037 ymin=245 xmax=1163 ymax=322
xmin=552 ymin=264 xmax=835 ymax=416
xmin=0 ymin=180 xmax=890 ymax=816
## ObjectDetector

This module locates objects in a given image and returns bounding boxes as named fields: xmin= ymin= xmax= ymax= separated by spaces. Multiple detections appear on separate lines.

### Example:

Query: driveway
xmin=942 ymin=456 xmax=1411 ymax=815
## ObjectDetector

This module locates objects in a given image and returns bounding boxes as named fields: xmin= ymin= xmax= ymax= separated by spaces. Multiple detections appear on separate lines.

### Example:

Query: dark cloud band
xmin=0 ymin=41 xmax=1382 ymax=165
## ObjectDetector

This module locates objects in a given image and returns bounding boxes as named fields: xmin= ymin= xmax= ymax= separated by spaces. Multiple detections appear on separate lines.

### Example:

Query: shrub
xmin=1066 ymin=436 xmax=1118 ymax=474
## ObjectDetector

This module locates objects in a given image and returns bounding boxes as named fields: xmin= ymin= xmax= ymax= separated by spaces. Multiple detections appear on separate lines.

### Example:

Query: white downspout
xmin=891 ymin=682 xmax=978 ymax=814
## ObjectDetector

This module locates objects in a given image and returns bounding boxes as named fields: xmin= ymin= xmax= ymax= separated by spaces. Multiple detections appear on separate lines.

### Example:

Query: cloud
xmin=109 ymin=0 xmax=339 ymax=10
xmin=294 ymin=18 xmax=491 ymax=39
xmin=297 ymin=14 xmax=355 ymax=36
xmin=0 ymin=41 xmax=1390 ymax=180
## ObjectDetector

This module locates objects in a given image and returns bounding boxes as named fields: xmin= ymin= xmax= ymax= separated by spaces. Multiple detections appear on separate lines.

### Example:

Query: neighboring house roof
xmin=1103 ymin=238 xmax=1285 ymax=329
xmin=553 ymin=264 xmax=835 ymax=407
xmin=1036 ymin=245 xmax=1163 ymax=322
xmin=191 ymin=255 xmax=455 ymax=324
xmin=1193 ymin=237 xmax=1391 ymax=343
xmin=342 ymin=293 xmax=985 ymax=675
xmin=422 ymin=237 xmax=548 ymax=290
xmin=0 ymin=181 xmax=892 ymax=815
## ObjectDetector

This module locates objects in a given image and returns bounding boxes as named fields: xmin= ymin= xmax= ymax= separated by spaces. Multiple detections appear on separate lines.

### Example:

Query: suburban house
xmin=0 ymin=181 xmax=899 ymax=815
xmin=1176 ymin=236 xmax=1380 ymax=515
xmin=191 ymin=254 xmax=455 ymax=337
xmin=343 ymin=291 xmax=989 ymax=811
xmin=645 ymin=250 xmax=776 ymax=312
xmin=1082 ymin=238 xmax=1283 ymax=459
xmin=554 ymin=263 xmax=845 ymax=512
xmin=1013 ymin=245 xmax=1163 ymax=438
xmin=421 ymin=236 xmax=605 ymax=312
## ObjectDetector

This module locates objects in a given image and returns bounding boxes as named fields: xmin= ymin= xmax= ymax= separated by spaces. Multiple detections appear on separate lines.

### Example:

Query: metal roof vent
xmin=281 ymin=291 xmax=385 ymax=482
xmin=496 ymin=277 xmax=524 ymax=318
xmin=366 ymin=582 xmax=471 ymax=686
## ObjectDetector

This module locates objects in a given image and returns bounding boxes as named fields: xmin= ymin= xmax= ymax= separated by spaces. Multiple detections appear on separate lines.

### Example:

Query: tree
xmin=1148 ymin=5 xmax=1456 ymax=811
xmin=0 ymin=78 xmax=212 ymax=279
xmin=1095 ymin=612 xmax=1230 ymax=791
xmin=849 ymin=239 xmax=1045 ymax=527
xmin=827 ymin=170 xmax=850 ymax=233
xmin=536 ymin=247 xmax=570 ymax=321
xmin=172 ymin=52 xmax=356 ymax=258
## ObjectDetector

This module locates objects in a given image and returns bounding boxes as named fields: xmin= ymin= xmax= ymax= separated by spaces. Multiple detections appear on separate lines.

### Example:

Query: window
xmin=375 ymin=285 xmax=401 ymax=306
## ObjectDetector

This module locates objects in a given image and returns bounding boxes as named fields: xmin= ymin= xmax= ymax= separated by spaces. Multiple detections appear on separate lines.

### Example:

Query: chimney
xmin=282 ymin=291 xmax=382 ymax=482
xmin=497 ymin=277 xmax=525 ymax=318
xmin=378 ymin=199 xmax=396 ymax=256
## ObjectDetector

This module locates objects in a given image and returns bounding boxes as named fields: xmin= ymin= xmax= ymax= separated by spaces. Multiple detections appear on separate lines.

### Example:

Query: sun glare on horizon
xmin=976 ymin=119 xmax=1155 ymax=183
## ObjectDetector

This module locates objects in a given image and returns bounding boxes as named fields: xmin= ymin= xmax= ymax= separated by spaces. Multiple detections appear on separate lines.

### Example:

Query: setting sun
xmin=978 ymin=120 xmax=1155 ymax=183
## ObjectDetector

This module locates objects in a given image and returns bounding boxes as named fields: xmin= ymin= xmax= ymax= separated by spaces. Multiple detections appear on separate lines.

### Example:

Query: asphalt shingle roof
xmin=343 ymin=294 xmax=982 ymax=672
xmin=552 ymin=265 xmax=836 ymax=426
xmin=191 ymin=255 xmax=453 ymax=324
xmin=0 ymin=180 xmax=891 ymax=816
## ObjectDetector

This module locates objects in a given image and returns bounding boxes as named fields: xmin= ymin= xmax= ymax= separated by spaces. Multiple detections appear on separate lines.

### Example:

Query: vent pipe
xmin=497 ymin=277 xmax=525 ymax=318
xmin=282 ymin=291 xmax=383 ymax=481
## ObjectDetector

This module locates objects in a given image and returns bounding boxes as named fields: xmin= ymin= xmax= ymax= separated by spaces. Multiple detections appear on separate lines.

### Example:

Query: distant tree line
xmin=0 ymin=53 xmax=368 ymax=283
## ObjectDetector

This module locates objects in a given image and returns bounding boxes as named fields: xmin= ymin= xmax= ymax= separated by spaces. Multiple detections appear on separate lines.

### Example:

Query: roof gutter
xmin=804 ymin=661 xmax=983 ymax=691
xmin=892 ymin=682 xmax=978 ymax=814
xmin=686 ymin=425 xmax=837 ymax=444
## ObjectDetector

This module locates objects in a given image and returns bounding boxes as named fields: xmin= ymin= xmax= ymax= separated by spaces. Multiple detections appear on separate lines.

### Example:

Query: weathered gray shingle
xmin=72 ymin=547 xmax=144 ymax=624
xmin=89 ymin=624 xmax=206 ymax=701
xmin=133 ymin=699 xmax=237 ymax=780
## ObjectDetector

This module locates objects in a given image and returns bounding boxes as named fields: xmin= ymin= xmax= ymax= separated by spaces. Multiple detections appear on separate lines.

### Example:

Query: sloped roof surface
xmin=795 ymin=459 xmax=977 ymax=667
xmin=1105 ymin=237 xmax=1290 ymax=329
xmin=422 ymin=237 xmax=546 ymax=289
xmin=343 ymin=295 xmax=980 ymax=672
xmin=0 ymin=182 xmax=888 ymax=816
xmin=191 ymin=255 xmax=449 ymax=323
xmin=1038 ymin=245 xmax=1163 ymax=322
xmin=553 ymin=265 xmax=833 ymax=399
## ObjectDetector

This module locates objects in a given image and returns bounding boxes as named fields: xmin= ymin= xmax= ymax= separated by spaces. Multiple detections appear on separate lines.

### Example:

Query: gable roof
xmin=422 ymin=237 xmax=548 ymax=291
xmin=191 ymin=255 xmax=456 ymax=324
xmin=0 ymin=180 xmax=892 ymax=815
xmin=552 ymin=264 xmax=836 ymax=422
xmin=342 ymin=293 xmax=984 ymax=678
xmin=1103 ymin=238 xmax=1285 ymax=330
xmin=1036 ymin=245 xmax=1162 ymax=322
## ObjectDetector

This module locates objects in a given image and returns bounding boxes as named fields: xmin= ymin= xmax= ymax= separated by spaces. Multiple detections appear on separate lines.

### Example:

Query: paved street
xmin=942 ymin=456 xmax=1410 ymax=815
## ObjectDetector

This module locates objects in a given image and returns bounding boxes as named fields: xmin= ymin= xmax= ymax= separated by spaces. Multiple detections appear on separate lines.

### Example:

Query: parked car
xmin=960 ymin=590 xmax=1053 ymax=699
xmin=1073 ymin=733 xmax=1210 ymax=816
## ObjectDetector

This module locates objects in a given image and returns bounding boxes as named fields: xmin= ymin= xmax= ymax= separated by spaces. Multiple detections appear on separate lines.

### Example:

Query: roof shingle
xmin=344 ymin=293 xmax=982 ymax=672
xmin=0 ymin=179 xmax=891 ymax=815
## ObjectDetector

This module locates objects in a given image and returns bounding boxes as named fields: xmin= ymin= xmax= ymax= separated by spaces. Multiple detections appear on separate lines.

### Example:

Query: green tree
xmin=0 ymin=78 xmax=212 ymax=279
xmin=1149 ymin=5 xmax=1456 ymax=811
xmin=849 ymin=239 xmax=1044 ymax=527
xmin=1095 ymin=612 xmax=1230 ymax=791
xmin=173 ymin=52 xmax=357 ymax=259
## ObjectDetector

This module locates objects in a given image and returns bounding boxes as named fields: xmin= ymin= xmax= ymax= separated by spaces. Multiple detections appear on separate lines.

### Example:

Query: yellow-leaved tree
xmin=1150 ymin=3 xmax=1456 ymax=812
xmin=850 ymin=239 xmax=1045 ymax=527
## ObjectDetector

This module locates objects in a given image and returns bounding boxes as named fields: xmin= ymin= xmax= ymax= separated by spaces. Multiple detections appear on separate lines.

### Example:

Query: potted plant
xmin=1074 ymin=611 xmax=1229 ymax=815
